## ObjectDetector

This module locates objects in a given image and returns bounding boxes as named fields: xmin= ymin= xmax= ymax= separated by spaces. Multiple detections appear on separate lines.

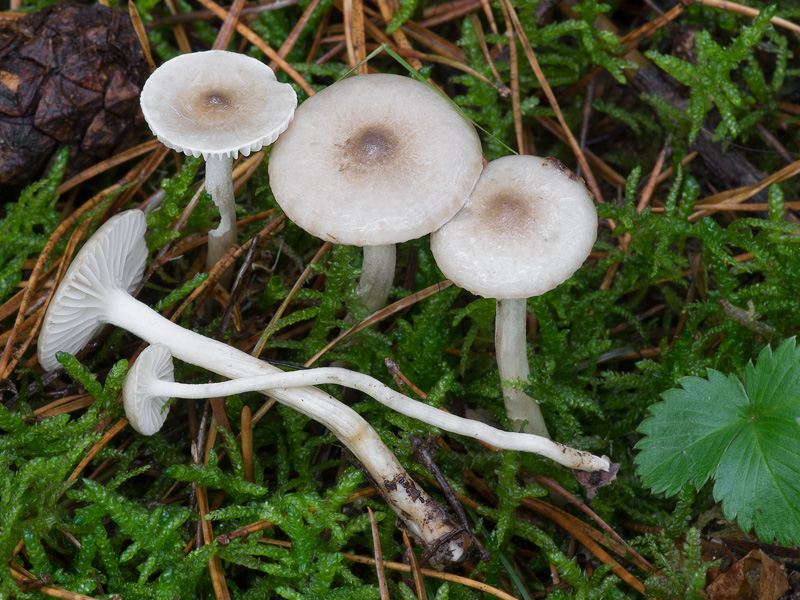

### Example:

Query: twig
xmin=241 ymin=405 xmax=254 ymax=482
xmin=212 ymin=0 xmax=246 ymax=49
xmin=697 ymin=0 xmax=800 ymax=35
xmin=368 ymin=507 xmax=391 ymax=600
xmin=402 ymin=530 xmax=428 ymax=600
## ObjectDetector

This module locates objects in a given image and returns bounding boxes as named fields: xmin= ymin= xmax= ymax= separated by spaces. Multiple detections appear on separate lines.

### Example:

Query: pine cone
xmin=0 ymin=2 xmax=149 ymax=186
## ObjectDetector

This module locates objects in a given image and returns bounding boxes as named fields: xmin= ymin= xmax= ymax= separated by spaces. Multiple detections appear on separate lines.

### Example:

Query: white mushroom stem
xmin=496 ymin=298 xmax=550 ymax=439
xmin=204 ymin=154 xmax=237 ymax=281
xmin=101 ymin=287 xmax=467 ymax=565
xmin=357 ymin=244 xmax=396 ymax=313
xmin=132 ymin=358 xmax=608 ymax=471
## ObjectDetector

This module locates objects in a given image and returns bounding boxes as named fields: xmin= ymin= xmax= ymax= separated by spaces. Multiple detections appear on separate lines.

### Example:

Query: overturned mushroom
xmin=432 ymin=155 xmax=598 ymax=438
xmin=140 ymin=50 xmax=296 ymax=280
xmin=268 ymin=74 xmax=482 ymax=312
xmin=38 ymin=210 xmax=467 ymax=568
xmin=124 ymin=343 xmax=611 ymax=471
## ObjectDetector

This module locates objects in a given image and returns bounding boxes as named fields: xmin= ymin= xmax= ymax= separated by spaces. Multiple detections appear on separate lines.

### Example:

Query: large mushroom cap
xmin=268 ymin=74 xmax=483 ymax=247
xmin=123 ymin=343 xmax=174 ymax=435
xmin=140 ymin=50 xmax=297 ymax=159
xmin=38 ymin=210 xmax=148 ymax=371
xmin=431 ymin=155 xmax=598 ymax=299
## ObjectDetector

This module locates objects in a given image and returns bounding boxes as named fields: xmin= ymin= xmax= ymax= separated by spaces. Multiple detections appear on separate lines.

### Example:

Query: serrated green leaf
xmin=636 ymin=338 xmax=800 ymax=545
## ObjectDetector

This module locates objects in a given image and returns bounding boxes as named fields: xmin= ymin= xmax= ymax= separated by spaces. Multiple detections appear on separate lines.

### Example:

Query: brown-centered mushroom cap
xmin=431 ymin=155 xmax=598 ymax=299
xmin=268 ymin=74 xmax=483 ymax=247
xmin=140 ymin=50 xmax=297 ymax=159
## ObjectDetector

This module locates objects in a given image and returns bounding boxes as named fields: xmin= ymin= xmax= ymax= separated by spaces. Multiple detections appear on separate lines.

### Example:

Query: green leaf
xmin=636 ymin=338 xmax=800 ymax=545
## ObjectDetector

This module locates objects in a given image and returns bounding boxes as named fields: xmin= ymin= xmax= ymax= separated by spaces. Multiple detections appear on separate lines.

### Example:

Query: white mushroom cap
xmin=140 ymin=50 xmax=298 ymax=159
xmin=38 ymin=211 xmax=148 ymax=371
xmin=431 ymin=155 xmax=598 ymax=299
xmin=268 ymin=74 xmax=483 ymax=247
xmin=123 ymin=344 xmax=174 ymax=435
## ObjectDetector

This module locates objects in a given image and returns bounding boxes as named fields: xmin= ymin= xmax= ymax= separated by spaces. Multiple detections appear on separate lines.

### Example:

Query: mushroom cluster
xmin=41 ymin=62 xmax=606 ymax=568
xmin=39 ymin=210 xmax=608 ymax=568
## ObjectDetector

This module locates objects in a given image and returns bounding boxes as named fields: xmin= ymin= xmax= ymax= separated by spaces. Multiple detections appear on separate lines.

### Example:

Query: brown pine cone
xmin=0 ymin=2 xmax=149 ymax=186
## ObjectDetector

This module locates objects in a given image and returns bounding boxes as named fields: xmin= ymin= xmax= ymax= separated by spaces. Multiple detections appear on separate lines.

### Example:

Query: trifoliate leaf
xmin=635 ymin=338 xmax=800 ymax=546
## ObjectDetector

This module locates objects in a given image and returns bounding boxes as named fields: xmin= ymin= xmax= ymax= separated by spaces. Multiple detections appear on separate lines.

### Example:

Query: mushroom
xmin=268 ymin=74 xmax=483 ymax=312
xmin=38 ymin=210 xmax=467 ymax=568
xmin=140 ymin=50 xmax=297 ymax=280
xmin=431 ymin=155 xmax=598 ymax=438
xmin=124 ymin=344 xmax=611 ymax=471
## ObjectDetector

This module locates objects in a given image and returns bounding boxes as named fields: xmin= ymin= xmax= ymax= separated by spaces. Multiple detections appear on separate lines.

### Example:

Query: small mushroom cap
xmin=140 ymin=50 xmax=297 ymax=160
xmin=268 ymin=74 xmax=483 ymax=246
xmin=38 ymin=210 xmax=148 ymax=371
xmin=123 ymin=344 xmax=174 ymax=435
xmin=431 ymin=155 xmax=597 ymax=299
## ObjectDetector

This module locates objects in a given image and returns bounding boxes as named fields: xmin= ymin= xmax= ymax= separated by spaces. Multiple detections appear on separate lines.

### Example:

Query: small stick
xmin=212 ymin=0 xmax=246 ymax=49
xmin=270 ymin=0 xmax=322 ymax=70
xmin=64 ymin=419 xmax=128 ymax=492
xmin=467 ymin=15 xmax=510 ymax=95
xmin=368 ymin=507 xmax=391 ymax=600
xmin=216 ymin=519 xmax=274 ymax=546
xmin=241 ymin=406 xmax=254 ymax=482
xmin=402 ymin=530 xmax=428 ymax=600
xmin=384 ymin=357 xmax=426 ymax=398
xmin=128 ymin=1 xmax=155 ymax=71
xmin=58 ymin=140 xmax=161 ymax=195
xmin=697 ymin=0 xmax=800 ymax=35
xmin=497 ymin=0 xmax=523 ymax=152
xmin=411 ymin=435 xmax=490 ymax=561
xmin=163 ymin=0 xmax=192 ymax=54
xmin=373 ymin=0 xmax=424 ymax=71
xmin=343 ymin=0 xmax=368 ymax=74
xmin=197 ymin=484 xmax=232 ymax=600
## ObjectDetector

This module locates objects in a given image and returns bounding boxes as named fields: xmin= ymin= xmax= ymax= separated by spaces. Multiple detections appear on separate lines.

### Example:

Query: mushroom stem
xmin=103 ymin=286 xmax=467 ymax=565
xmin=204 ymin=154 xmax=237 ymax=284
xmin=357 ymin=244 xmax=396 ymax=313
xmin=132 ymin=353 xmax=609 ymax=471
xmin=496 ymin=298 xmax=550 ymax=438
